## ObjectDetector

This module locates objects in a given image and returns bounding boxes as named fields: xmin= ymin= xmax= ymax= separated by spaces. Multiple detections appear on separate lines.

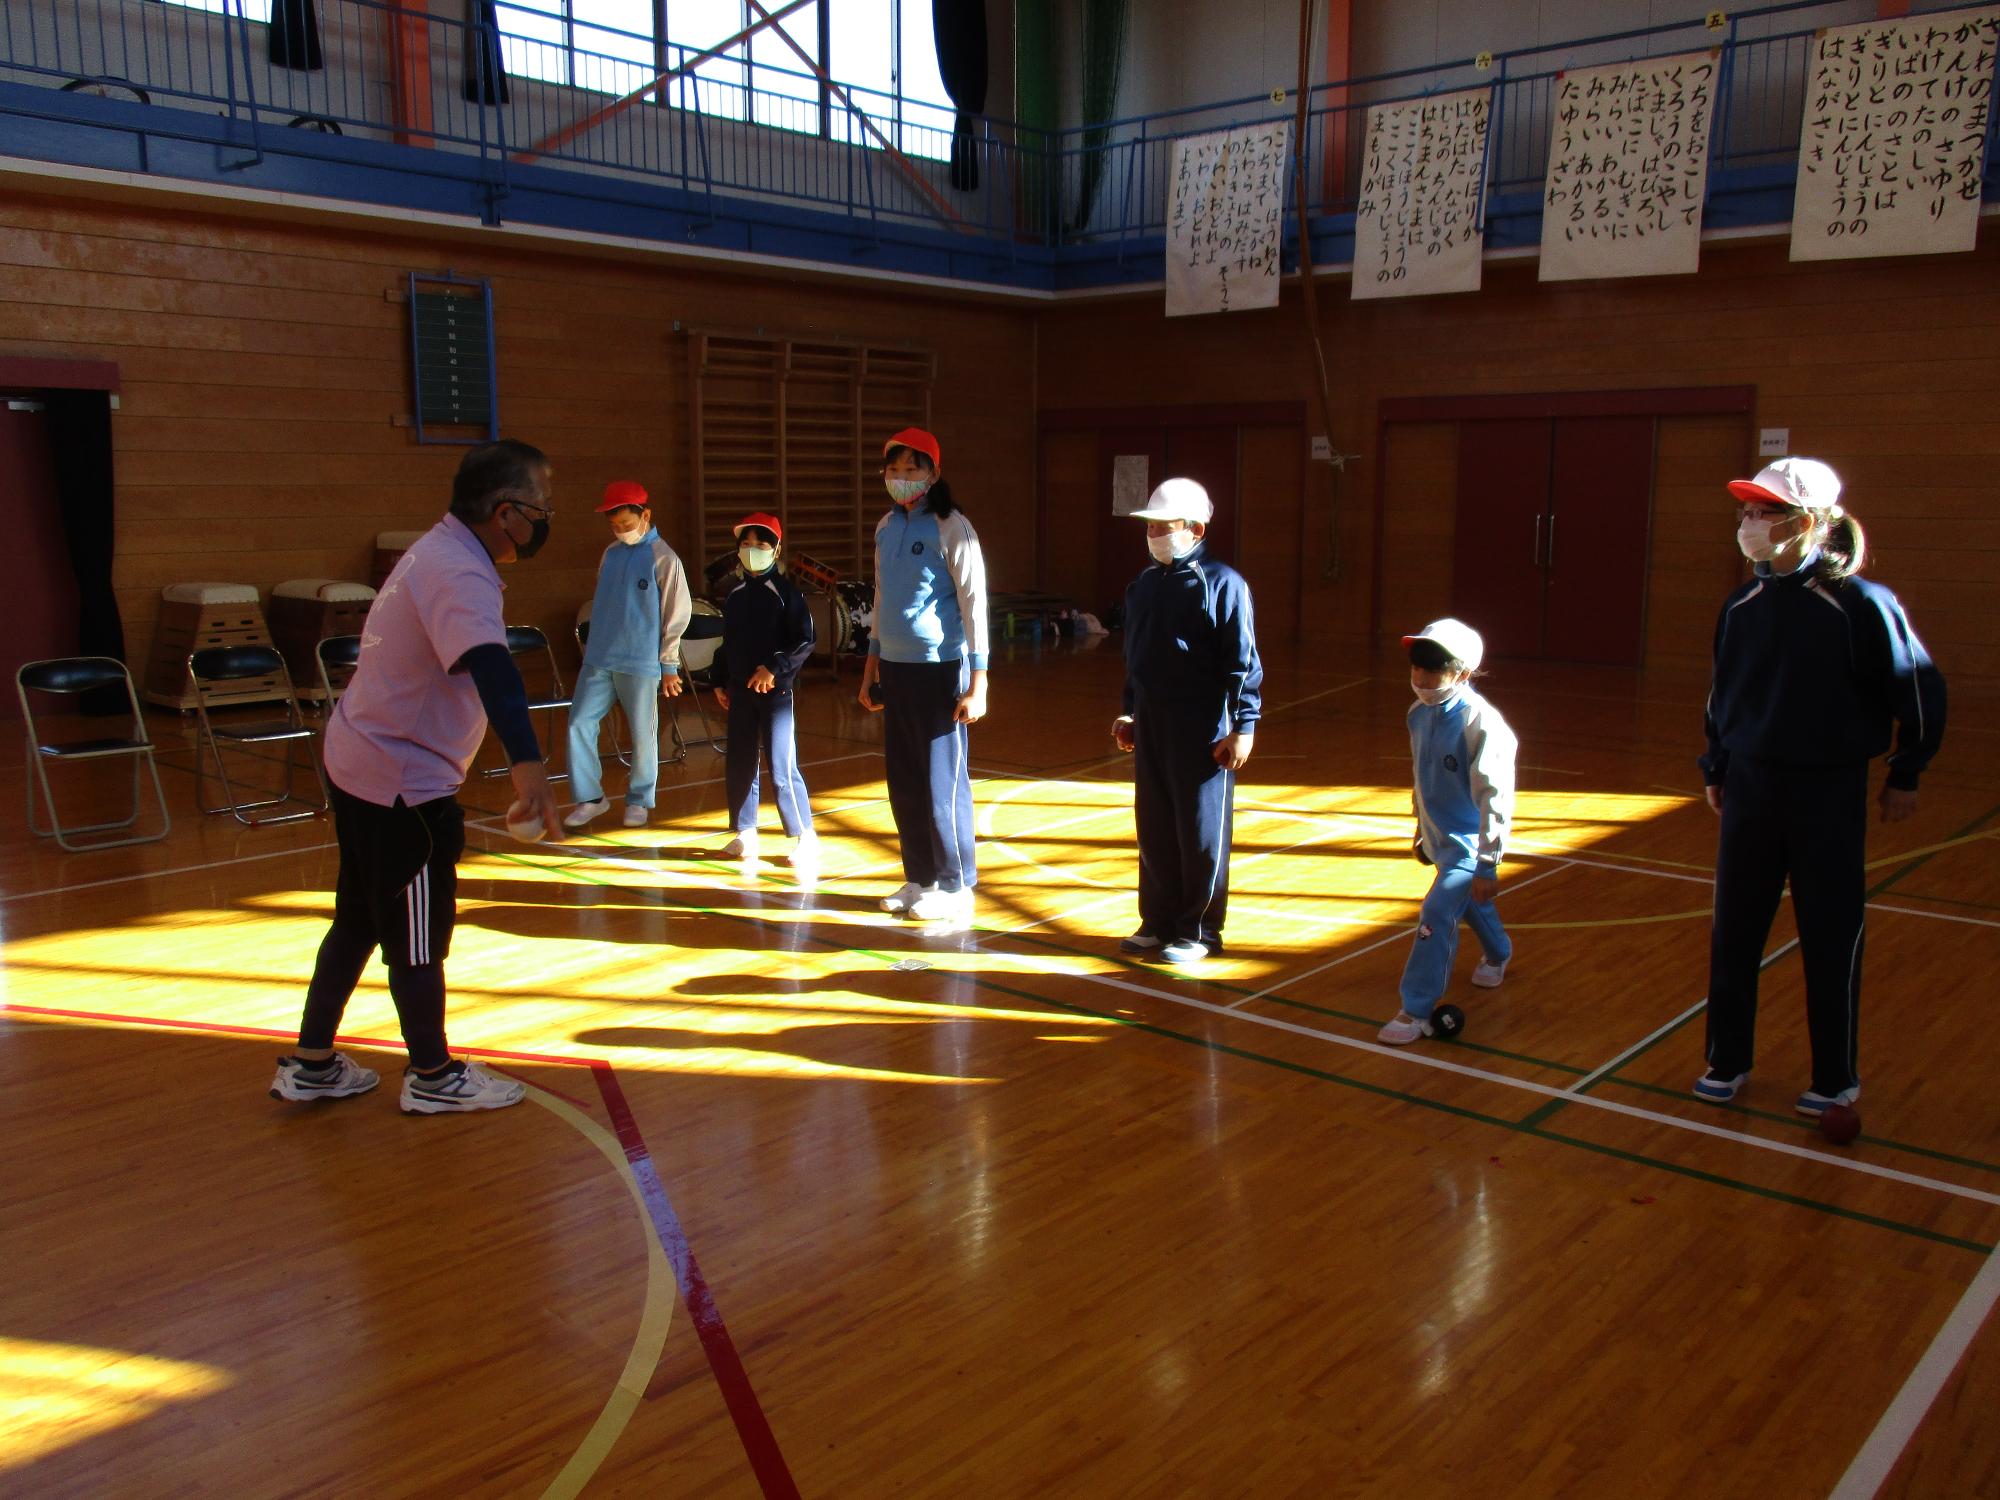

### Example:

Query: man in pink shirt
xmin=270 ymin=439 xmax=562 ymax=1115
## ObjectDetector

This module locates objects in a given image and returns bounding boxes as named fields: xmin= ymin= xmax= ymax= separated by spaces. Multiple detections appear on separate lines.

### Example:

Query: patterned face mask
xmin=885 ymin=477 xmax=930 ymax=505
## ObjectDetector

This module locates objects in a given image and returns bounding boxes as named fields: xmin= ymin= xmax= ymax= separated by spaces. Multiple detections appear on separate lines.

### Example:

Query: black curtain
xmin=269 ymin=0 xmax=325 ymax=71
xmin=932 ymin=0 xmax=988 ymax=191
xmin=462 ymin=0 xmax=510 ymax=106
xmin=41 ymin=391 xmax=128 ymax=716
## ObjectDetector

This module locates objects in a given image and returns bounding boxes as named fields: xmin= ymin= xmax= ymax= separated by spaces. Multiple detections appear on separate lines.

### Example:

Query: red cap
xmin=883 ymin=427 xmax=941 ymax=470
xmin=597 ymin=479 xmax=649 ymax=514
xmin=733 ymin=511 xmax=783 ymax=542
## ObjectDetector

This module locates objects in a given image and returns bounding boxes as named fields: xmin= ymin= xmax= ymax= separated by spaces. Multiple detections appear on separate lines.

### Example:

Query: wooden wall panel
xmin=0 ymin=195 xmax=1037 ymax=684
xmin=1036 ymin=231 xmax=2000 ymax=683
xmin=1648 ymin=416 xmax=1752 ymax=675
xmin=1376 ymin=423 xmax=1456 ymax=640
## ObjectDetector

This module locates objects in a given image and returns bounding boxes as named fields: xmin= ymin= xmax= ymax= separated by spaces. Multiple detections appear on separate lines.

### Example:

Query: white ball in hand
xmin=505 ymin=799 xmax=547 ymax=842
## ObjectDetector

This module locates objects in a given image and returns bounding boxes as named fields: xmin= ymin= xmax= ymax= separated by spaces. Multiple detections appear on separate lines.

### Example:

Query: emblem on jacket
xmin=912 ymin=541 xmax=925 ymax=555
xmin=1443 ymin=754 xmax=1459 ymax=771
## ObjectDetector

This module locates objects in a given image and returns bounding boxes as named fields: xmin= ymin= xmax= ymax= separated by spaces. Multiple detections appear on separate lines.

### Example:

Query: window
xmin=827 ymin=0 xmax=953 ymax=160
xmin=158 ymin=0 xmax=275 ymax=21
xmin=497 ymin=0 xmax=654 ymax=96
xmin=748 ymin=1 xmax=823 ymax=136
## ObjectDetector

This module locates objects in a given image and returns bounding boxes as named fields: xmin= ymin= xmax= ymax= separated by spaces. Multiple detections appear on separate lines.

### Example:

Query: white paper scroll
xmin=1790 ymin=10 xmax=2000 ymax=261
xmin=1352 ymin=87 xmax=1492 ymax=300
xmin=1164 ymin=124 xmax=1290 ymax=318
xmin=1539 ymin=51 xmax=1720 ymax=282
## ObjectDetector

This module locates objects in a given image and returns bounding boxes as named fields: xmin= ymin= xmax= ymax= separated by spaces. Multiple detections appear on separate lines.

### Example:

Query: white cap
xmin=1402 ymin=618 xmax=1484 ymax=673
xmin=1130 ymin=477 xmax=1213 ymax=524
xmin=1727 ymin=457 xmax=1843 ymax=514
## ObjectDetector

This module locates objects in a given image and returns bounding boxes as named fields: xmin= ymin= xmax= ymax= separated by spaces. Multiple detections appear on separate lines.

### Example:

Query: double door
xmin=1451 ymin=416 xmax=1655 ymax=666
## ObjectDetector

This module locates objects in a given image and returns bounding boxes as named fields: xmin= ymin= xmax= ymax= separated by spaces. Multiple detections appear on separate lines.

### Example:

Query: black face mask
xmin=507 ymin=505 xmax=550 ymax=560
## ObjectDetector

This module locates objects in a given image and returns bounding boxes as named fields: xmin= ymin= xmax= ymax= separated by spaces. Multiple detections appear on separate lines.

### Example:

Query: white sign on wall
xmin=1539 ymin=51 xmax=1720 ymax=282
xmin=1164 ymin=124 xmax=1290 ymax=318
xmin=1111 ymin=454 xmax=1151 ymax=515
xmin=1352 ymin=87 xmax=1492 ymax=301
xmin=1789 ymin=10 xmax=2000 ymax=262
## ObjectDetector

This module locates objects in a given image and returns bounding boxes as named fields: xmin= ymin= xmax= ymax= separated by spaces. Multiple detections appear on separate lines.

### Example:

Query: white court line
xmin=1038 ymin=959 xmax=2000 ymax=1208
xmin=1224 ymin=862 xmax=1570 ymax=1010
xmin=1268 ymin=677 xmax=1370 ymax=713
xmin=1828 ymin=1246 xmax=2000 ymax=1500
xmin=1564 ymin=939 xmax=1802 ymax=1095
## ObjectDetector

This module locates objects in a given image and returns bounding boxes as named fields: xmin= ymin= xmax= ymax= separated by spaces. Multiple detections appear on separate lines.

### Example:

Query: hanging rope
xmin=1292 ymin=0 xmax=1344 ymax=580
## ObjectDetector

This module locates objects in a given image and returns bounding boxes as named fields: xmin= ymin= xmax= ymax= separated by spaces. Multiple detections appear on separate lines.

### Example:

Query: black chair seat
xmin=20 ymin=660 xmax=132 ymax=694
xmin=39 ymin=736 xmax=151 ymax=758
xmin=214 ymin=720 xmax=316 ymax=743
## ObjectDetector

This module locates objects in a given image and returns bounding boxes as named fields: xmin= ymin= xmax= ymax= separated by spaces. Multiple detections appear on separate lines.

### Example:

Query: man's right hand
xmin=511 ymin=759 xmax=563 ymax=841
xmin=1704 ymin=784 xmax=1723 ymax=815
xmin=1112 ymin=716 xmax=1135 ymax=752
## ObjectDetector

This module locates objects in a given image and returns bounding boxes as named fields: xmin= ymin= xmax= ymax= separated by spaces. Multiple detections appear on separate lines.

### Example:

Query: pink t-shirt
xmin=324 ymin=515 xmax=509 ymax=807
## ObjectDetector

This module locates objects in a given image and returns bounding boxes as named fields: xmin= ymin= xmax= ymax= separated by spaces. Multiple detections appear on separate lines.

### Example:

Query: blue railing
xmin=0 ymin=0 xmax=1994 ymax=275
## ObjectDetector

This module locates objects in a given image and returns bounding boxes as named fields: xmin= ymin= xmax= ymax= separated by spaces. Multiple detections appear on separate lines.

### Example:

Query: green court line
xmin=1605 ymin=1075 xmax=2000 ymax=1178
xmin=1517 ymin=796 xmax=2000 ymax=1133
xmin=468 ymin=836 xmax=1995 ymax=1255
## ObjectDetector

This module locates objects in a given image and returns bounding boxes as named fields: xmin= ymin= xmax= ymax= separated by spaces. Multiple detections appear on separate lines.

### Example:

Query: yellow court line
xmin=529 ymin=1085 xmax=676 ymax=1500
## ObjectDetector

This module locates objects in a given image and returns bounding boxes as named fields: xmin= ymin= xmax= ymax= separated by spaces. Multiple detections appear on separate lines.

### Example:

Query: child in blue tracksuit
xmin=1111 ymin=478 xmax=1262 ymax=967
xmin=1693 ymin=458 xmax=1944 ymax=1115
xmin=856 ymin=427 xmax=990 ymax=930
xmin=566 ymin=479 xmax=691 ymax=830
xmin=1379 ymin=618 xmax=1516 ymax=1046
xmin=717 ymin=512 xmax=817 ymax=869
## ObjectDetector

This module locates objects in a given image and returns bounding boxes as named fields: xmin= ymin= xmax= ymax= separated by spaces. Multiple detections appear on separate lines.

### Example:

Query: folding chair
xmin=188 ymin=645 xmax=328 ymax=825
xmin=17 ymin=656 xmax=171 ymax=852
xmin=481 ymin=625 xmax=572 ymax=781
xmin=315 ymin=633 xmax=361 ymax=710
xmin=672 ymin=602 xmax=727 ymax=756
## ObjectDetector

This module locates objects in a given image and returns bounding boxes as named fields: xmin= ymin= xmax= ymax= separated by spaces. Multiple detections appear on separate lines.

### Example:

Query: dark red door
xmin=1164 ymin=425 xmax=1238 ymax=565
xmin=1451 ymin=420 xmax=1551 ymax=661
xmin=0 ymin=399 xmax=80 ymax=717
xmin=1546 ymin=416 xmax=1655 ymax=666
xmin=1096 ymin=426 xmax=1167 ymax=618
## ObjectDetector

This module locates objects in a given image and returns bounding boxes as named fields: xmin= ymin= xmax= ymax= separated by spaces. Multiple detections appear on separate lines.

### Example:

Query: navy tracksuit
xmin=721 ymin=567 xmax=816 ymax=837
xmin=1700 ymin=550 xmax=1945 ymax=1095
xmin=1122 ymin=542 xmax=1263 ymax=949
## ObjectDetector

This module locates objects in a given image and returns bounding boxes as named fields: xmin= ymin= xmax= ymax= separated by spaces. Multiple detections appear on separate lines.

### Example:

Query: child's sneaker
xmin=880 ymin=881 xmax=932 ymax=913
xmin=1158 ymin=939 xmax=1209 ymax=965
xmin=723 ymin=828 xmax=759 ymax=860
xmin=400 ymin=1060 xmax=526 ymax=1115
xmin=269 ymin=1052 xmax=379 ymax=1101
xmin=622 ymin=804 xmax=650 ymax=828
xmin=1378 ymin=1013 xmax=1424 ymax=1046
xmin=1119 ymin=931 xmax=1163 ymax=954
xmin=1471 ymin=958 xmax=1507 ymax=988
xmin=564 ymin=797 xmax=610 ymax=829
xmin=905 ymin=886 xmax=973 ymax=928
xmin=787 ymin=832 xmax=819 ymax=868
xmin=1692 ymin=1068 xmax=1749 ymax=1104
xmin=1795 ymin=1085 xmax=1860 ymax=1118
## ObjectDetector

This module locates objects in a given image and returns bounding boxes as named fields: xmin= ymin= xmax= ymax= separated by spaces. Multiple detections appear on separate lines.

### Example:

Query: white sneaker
xmin=269 ymin=1052 xmax=379 ymax=1101
xmin=1377 ymin=1013 xmax=1424 ymax=1046
xmin=1471 ymin=958 xmax=1507 ymax=989
xmin=723 ymin=828 xmax=759 ymax=860
xmin=622 ymin=804 xmax=650 ymax=829
xmin=400 ymin=1059 xmax=526 ymax=1115
xmin=787 ymin=832 xmax=820 ymax=868
xmin=880 ymin=881 xmax=931 ymax=913
xmin=564 ymin=798 xmax=610 ymax=829
xmin=904 ymin=886 xmax=973 ymax=927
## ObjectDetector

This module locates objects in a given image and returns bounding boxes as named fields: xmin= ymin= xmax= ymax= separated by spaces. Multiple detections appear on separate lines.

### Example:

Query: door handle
xmin=1546 ymin=513 xmax=1556 ymax=577
xmin=1532 ymin=513 xmax=1543 ymax=567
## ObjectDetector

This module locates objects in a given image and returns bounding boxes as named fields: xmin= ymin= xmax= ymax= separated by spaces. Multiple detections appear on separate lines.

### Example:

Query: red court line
xmin=593 ymin=1062 xmax=801 ymax=1500
xmin=3 ymin=1000 xmax=798 ymax=1496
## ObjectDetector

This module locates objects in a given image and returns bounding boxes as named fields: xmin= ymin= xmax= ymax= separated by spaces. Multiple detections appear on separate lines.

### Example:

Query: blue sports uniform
xmin=1700 ymin=549 xmax=1945 ymax=1097
xmin=1121 ymin=540 xmax=1262 ymax=951
xmin=721 ymin=566 xmax=816 ymax=839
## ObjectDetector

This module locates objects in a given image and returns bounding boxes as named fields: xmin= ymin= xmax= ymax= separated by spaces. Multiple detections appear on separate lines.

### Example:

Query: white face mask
xmin=1147 ymin=529 xmax=1198 ymax=564
xmin=886 ymin=477 xmax=930 ymax=505
xmin=612 ymin=512 xmax=648 ymax=546
xmin=1414 ymin=683 xmax=1457 ymax=706
xmin=739 ymin=545 xmax=775 ymax=573
xmin=1737 ymin=511 xmax=1806 ymax=563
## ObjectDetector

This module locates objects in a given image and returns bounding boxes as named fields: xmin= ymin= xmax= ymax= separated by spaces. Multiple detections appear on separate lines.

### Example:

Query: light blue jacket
xmin=1409 ymin=685 xmax=1517 ymax=873
xmin=869 ymin=501 xmax=990 ymax=670
xmin=581 ymin=530 xmax=691 ymax=679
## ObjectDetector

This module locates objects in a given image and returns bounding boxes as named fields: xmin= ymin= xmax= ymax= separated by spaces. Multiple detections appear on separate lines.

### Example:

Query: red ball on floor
xmin=1818 ymin=1103 xmax=1862 ymax=1146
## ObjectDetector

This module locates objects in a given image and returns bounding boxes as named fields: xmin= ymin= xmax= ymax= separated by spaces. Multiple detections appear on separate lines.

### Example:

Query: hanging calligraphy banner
xmin=1352 ymin=87 xmax=1492 ymax=301
xmin=1789 ymin=10 xmax=2000 ymax=261
xmin=1539 ymin=51 xmax=1720 ymax=282
xmin=1164 ymin=124 xmax=1290 ymax=318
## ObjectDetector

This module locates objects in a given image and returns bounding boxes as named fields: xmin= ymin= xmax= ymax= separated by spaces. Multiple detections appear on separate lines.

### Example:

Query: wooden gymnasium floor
xmin=3 ymin=638 xmax=1998 ymax=1500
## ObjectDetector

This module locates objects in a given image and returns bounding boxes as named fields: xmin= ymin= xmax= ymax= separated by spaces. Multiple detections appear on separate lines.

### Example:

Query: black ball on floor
xmin=1428 ymin=1004 xmax=1466 ymax=1040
